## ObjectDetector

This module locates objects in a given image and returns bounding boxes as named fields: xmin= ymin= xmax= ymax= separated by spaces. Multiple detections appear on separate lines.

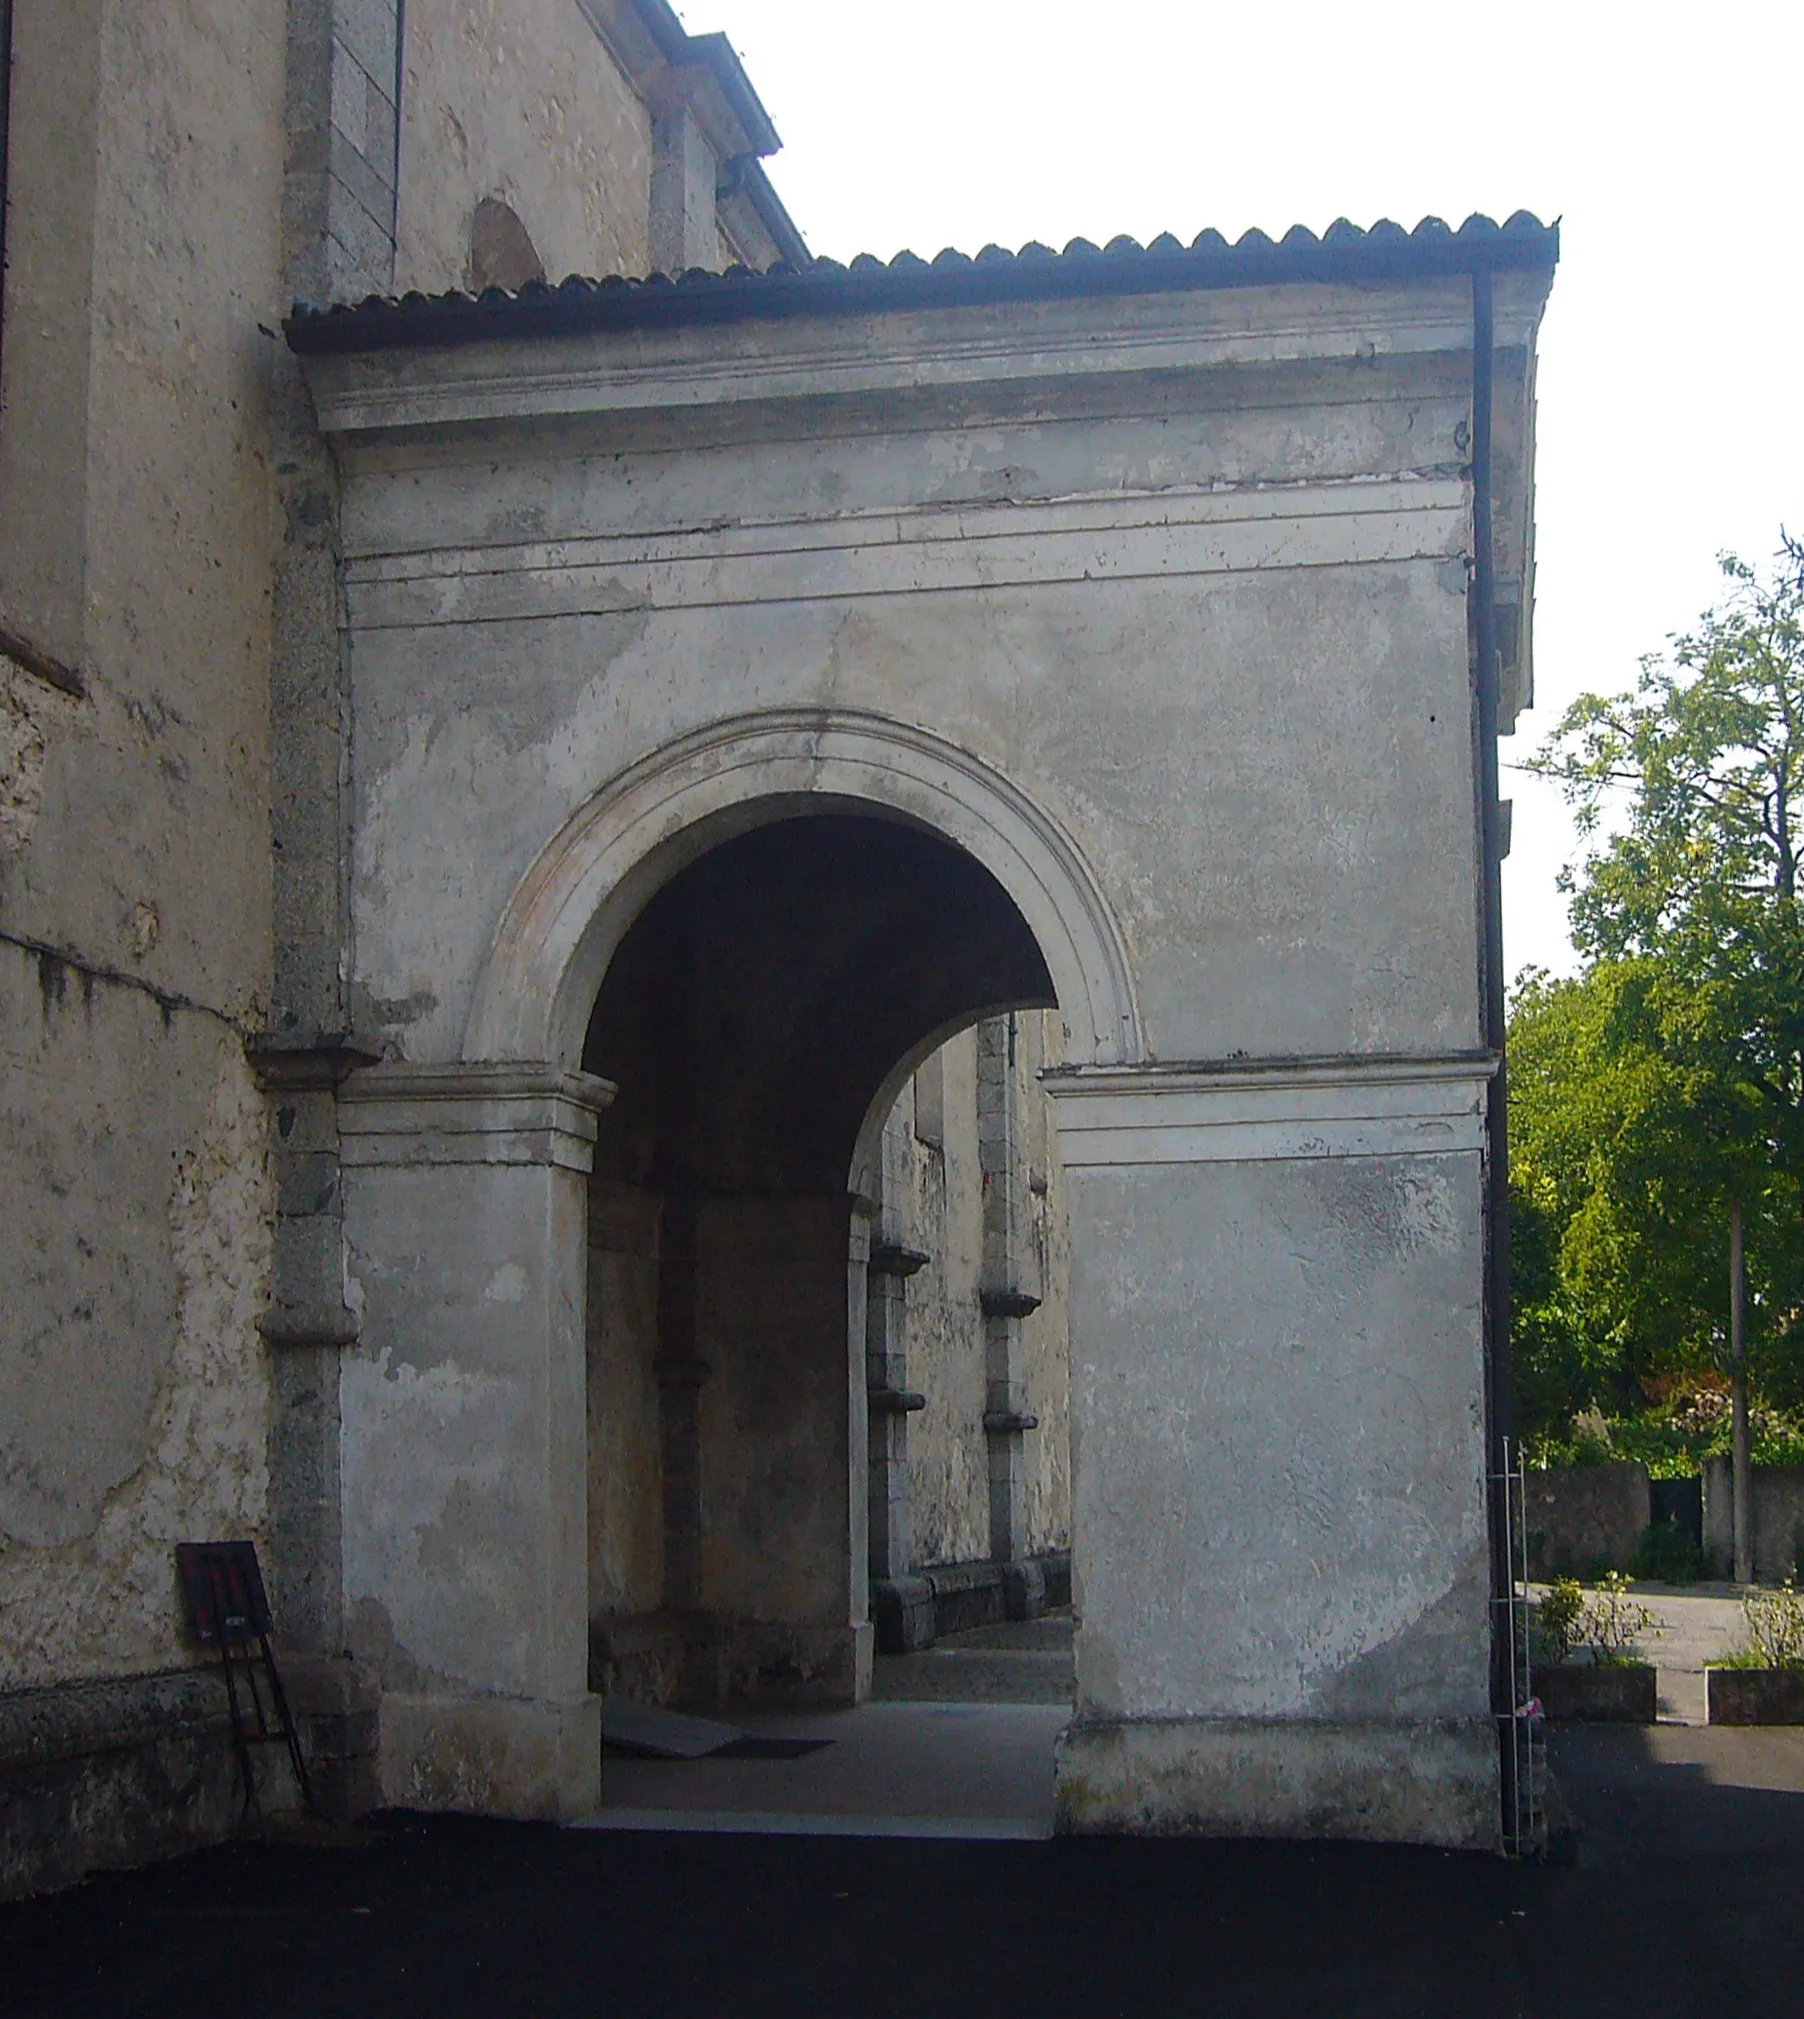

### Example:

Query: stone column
xmin=249 ymin=1035 xmax=377 ymax=1654
xmin=977 ymin=1017 xmax=1043 ymax=1613
xmin=864 ymin=1100 xmax=927 ymax=1586
xmin=1045 ymin=1056 xmax=1501 ymax=1850
xmin=337 ymin=1063 xmax=614 ymax=1822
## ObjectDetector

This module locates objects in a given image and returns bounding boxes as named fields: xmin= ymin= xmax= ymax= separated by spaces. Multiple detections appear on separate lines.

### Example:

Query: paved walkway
xmin=1536 ymin=1582 xmax=1759 ymax=1724
xmin=592 ymin=1700 xmax=1066 ymax=1837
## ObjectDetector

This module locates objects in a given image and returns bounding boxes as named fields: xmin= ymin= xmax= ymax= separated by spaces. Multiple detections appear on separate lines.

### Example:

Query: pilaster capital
xmin=338 ymin=1061 xmax=617 ymax=1172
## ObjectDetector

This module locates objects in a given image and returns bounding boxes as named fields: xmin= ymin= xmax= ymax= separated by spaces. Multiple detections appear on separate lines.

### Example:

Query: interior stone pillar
xmin=1045 ymin=1056 xmax=1501 ymax=1850
xmin=978 ymin=1017 xmax=1041 ymax=1594
xmin=865 ymin=1101 xmax=927 ymax=1584
xmin=337 ymin=1063 xmax=614 ymax=1822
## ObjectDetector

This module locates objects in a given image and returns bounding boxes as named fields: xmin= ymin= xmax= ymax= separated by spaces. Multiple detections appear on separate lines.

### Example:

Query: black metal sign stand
xmin=175 ymin=1541 xmax=313 ymax=1824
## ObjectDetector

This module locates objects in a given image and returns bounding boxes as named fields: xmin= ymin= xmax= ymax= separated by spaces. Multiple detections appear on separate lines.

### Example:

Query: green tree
xmin=1517 ymin=537 xmax=1804 ymax=1568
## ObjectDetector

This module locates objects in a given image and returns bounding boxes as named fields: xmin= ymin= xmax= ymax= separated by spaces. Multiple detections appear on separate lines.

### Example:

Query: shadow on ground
xmin=4 ymin=1727 xmax=1803 ymax=2015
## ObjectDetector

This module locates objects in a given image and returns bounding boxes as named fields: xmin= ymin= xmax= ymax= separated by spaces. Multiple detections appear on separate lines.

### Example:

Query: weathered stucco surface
xmin=898 ymin=1034 xmax=990 ymax=1568
xmin=396 ymin=0 xmax=653 ymax=294
xmin=890 ymin=1015 xmax=1073 ymax=1570
xmin=320 ymin=286 xmax=1528 ymax=1075
xmin=1066 ymin=1150 xmax=1490 ymax=1724
xmin=0 ymin=970 xmax=273 ymax=1690
xmin=300 ymin=261 xmax=1548 ymax=1839
xmin=585 ymin=1179 xmax=664 ymax=1617
xmin=0 ymin=0 xmax=284 ymax=1700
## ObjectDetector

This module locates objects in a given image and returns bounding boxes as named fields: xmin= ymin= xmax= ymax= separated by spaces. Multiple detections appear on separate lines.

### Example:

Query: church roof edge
xmin=287 ymin=212 xmax=1559 ymax=357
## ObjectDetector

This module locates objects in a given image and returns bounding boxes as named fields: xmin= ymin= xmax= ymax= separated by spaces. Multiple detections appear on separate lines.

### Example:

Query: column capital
xmin=338 ymin=1061 xmax=617 ymax=1172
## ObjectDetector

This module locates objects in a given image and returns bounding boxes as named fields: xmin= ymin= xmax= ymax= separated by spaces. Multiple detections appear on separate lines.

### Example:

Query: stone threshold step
xmin=577 ymin=1808 xmax=1051 ymax=1840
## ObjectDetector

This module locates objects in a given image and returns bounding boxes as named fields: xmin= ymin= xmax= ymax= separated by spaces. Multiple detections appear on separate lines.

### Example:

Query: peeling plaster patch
xmin=0 ymin=670 xmax=49 ymax=855
xmin=483 ymin=1262 xmax=527 ymax=1304
xmin=0 ymin=1045 xmax=275 ymax=1691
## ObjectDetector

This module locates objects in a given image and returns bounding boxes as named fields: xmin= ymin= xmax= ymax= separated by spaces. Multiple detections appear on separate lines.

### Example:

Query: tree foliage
xmin=1512 ymin=538 xmax=1804 ymax=1436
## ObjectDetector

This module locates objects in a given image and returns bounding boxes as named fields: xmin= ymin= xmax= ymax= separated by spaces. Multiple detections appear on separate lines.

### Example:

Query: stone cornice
xmin=1043 ymin=1053 xmax=1497 ymax=1168
xmin=578 ymin=0 xmax=782 ymax=162
xmin=299 ymin=271 xmax=1548 ymax=441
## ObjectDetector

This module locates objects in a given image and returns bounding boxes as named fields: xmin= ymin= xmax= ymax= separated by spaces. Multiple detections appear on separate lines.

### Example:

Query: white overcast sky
xmin=677 ymin=0 xmax=1804 ymax=982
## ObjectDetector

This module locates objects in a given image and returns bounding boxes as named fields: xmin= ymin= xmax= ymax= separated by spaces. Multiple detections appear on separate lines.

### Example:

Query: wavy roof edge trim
xmin=287 ymin=212 xmax=1558 ymax=357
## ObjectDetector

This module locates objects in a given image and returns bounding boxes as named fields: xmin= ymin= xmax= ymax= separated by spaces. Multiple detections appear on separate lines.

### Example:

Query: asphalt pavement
xmin=4 ymin=1723 xmax=1802 ymax=2017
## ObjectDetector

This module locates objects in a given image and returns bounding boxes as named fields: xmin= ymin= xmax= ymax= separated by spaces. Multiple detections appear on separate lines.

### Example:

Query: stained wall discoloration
xmin=896 ymin=1033 xmax=991 ymax=1568
xmin=1054 ymin=1716 xmax=1497 ymax=1850
xmin=321 ymin=284 xmax=1519 ymax=1070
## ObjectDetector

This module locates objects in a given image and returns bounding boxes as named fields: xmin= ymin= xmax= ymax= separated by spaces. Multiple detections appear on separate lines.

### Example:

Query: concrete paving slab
xmin=868 ymin=1646 xmax=1074 ymax=1702
xmin=579 ymin=1808 xmax=1049 ymax=1840
xmin=599 ymin=1700 xmax=745 ymax=1759
xmin=591 ymin=1701 xmax=1066 ymax=1832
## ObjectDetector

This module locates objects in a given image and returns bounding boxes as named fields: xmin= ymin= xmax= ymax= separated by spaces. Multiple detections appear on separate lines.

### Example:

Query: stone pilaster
xmin=1046 ymin=1054 xmax=1501 ymax=1848
xmin=248 ymin=1035 xmax=377 ymax=1653
xmin=648 ymin=102 xmax=720 ymax=275
xmin=337 ymin=1062 xmax=615 ymax=1821
xmin=285 ymin=0 xmax=401 ymax=309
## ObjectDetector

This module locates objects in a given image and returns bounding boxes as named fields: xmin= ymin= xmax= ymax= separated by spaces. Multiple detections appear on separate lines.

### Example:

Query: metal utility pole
xmin=1731 ymin=1194 xmax=1751 ymax=1585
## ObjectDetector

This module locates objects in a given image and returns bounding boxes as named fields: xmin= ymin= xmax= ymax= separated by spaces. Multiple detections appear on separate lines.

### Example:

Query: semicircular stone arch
xmin=463 ymin=709 xmax=1145 ymax=1072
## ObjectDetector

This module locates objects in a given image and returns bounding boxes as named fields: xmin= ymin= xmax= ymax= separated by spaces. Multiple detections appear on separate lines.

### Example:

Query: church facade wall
xmin=0 ymin=0 xmax=286 ymax=1690
xmin=395 ymin=0 xmax=654 ymax=294
xmin=0 ymin=0 xmax=803 ymax=1898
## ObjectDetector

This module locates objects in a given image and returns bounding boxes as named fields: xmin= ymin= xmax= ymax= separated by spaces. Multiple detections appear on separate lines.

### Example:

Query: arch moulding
xmin=463 ymin=709 xmax=1145 ymax=1073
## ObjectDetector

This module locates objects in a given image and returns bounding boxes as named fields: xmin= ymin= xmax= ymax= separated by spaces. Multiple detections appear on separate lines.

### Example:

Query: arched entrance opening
xmin=577 ymin=804 xmax=1072 ymax=1712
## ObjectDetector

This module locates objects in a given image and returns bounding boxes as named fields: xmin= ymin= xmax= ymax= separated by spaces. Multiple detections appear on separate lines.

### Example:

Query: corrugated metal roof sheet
xmin=286 ymin=212 xmax=1557 ymax=356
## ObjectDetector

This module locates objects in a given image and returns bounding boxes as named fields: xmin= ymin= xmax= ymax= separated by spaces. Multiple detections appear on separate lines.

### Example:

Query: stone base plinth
xmin=1053 ymin=1716 xmax=1498 ymax=1850
xmin=720 ymin=1621 xmax=873 ymax=1709
xmin=378 ymin=1691 xmax=600 ymax=1820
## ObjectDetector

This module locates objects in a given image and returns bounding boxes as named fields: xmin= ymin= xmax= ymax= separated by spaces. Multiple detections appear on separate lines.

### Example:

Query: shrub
xmin=1531 ymin=1578 xmax=1584 ymax=1670
xmin=1580 ymin=1572 xmax=1662 ymax=1665
xmin=1631 ymin=1519 xmax=1702 ymax=1585
xmin=1720 ymin=1578 xmax=1804 ymax=1671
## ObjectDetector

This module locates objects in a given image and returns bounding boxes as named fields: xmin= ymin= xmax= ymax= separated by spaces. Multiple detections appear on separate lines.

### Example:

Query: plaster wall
xmin=395 ymin=0 xmax=653 ymax=294
xmin=0 ymin=953 xmax=274 ymax=1692
xmin=315 ymin=284 xmax=1539 ymax=1075
xmin=693 ymin=1196 xmax=858 ymax=1626
xmin=0 ymin=0 xmax=284 ymax=1693
xmin=1064 ymin=1149 xmax=1491 ymax=1728
xmin=303 ymin=265 xmax=1548 ymax=1837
